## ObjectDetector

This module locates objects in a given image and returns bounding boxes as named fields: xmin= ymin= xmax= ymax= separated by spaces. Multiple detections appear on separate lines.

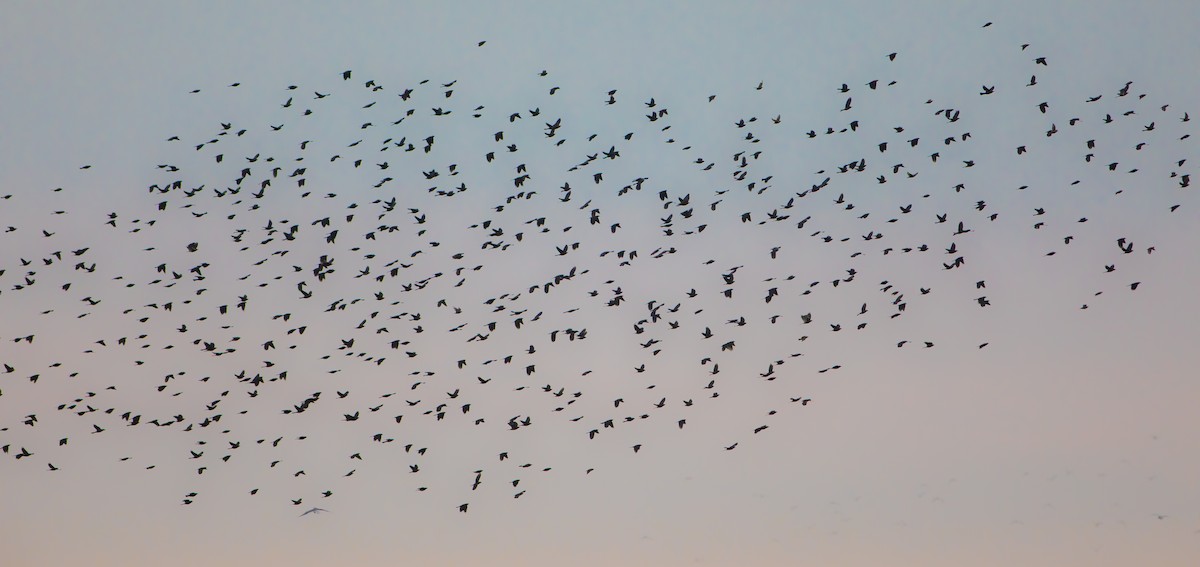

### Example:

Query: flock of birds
xmin=1 ymin=22 xmax=1193 ymax=517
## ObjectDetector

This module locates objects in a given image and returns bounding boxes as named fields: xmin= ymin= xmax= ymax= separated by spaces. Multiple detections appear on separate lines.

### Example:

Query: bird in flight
xmin=0 ymin=26 xmax=1189 ymax=522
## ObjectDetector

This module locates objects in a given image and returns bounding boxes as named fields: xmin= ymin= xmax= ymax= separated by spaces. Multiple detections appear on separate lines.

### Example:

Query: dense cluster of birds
xmin=1 ymin=22 xmax=1193 ymax=516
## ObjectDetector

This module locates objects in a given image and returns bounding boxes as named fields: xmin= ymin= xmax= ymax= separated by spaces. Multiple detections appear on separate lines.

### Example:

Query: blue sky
xmin=2 ymin=2 xmax=1198 ymax=566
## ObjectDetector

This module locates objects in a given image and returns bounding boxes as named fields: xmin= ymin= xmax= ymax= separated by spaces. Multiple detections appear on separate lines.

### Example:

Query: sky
xmin=2 ymin=2 xmax=1199 ymax=566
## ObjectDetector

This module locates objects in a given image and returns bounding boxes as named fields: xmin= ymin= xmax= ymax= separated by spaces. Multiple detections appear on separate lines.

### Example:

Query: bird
xmin=2 ymin=23 xmax=1192 ymax=522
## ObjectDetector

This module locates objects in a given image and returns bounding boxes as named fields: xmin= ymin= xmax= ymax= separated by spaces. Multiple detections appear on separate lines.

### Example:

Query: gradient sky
xmin=2 ymin=2 xmax=1199 ymax=566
